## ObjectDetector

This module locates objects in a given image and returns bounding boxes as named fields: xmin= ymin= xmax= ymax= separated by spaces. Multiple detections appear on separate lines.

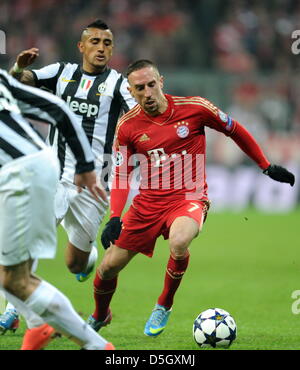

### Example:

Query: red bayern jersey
xmin=111 ymin=94 xmax=270 ymax=216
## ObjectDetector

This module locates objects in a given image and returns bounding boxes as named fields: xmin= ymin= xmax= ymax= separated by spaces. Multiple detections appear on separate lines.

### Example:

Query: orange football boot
xmin=21 ymin=323 xmax=59 ymax=350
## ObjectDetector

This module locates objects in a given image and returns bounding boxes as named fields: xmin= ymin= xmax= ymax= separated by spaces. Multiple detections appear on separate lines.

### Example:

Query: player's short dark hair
xmin=126 ymin=60 xmax=159 ymax=78
xmin=86 ymin=19 xmax=109 ymax=30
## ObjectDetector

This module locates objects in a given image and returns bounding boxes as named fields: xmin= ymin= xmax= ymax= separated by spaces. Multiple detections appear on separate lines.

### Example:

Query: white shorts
xmin=55 ymin=181 xmax=108 ymax=252
xmin=0 ymin=149 xmax=59 ymax=266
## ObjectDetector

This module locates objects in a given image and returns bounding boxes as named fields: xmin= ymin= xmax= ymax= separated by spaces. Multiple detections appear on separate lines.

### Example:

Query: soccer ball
xmin=193 ymin=308 xmax=237 ymax=348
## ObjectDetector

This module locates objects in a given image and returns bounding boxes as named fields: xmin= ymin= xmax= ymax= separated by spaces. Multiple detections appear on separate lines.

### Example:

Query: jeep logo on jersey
xmin=65 ymin=96 xmax=99 ymax=118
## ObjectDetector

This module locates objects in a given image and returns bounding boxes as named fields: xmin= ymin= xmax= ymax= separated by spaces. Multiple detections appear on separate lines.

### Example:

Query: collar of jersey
xmin=81 ymin=66 xmax=111 ymax=76
xmin=143 ymin=94 xmax=174 ymax=126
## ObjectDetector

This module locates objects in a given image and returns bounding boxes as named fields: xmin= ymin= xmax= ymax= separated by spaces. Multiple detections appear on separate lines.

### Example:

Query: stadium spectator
xmin=87 ymin=59 xmax=295 ymax=336
xmin=0 ymin=69 xmax=113 ymax=350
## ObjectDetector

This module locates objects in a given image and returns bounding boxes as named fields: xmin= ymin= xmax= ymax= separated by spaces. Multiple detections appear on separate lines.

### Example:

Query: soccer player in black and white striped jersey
xmin=10 ymin=22 xmax=136 ymax=276
xmin=0 ymin=69 xmax=114 ymax=349
xmin=7 ymin=18 xmax=136 ymax=348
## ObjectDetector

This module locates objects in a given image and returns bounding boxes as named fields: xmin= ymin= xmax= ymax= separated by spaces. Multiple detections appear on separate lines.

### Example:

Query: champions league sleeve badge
xmin=218 ymin=110 xmax=228 ymax=122
xmin=218 ymin=110 xmax=233 ymax=131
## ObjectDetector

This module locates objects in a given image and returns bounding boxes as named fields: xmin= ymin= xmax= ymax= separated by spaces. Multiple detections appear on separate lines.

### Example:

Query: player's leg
xmin=0 ymin=259 xmax=39 ymax=334
xmin=144 ymin=200 xmax=209 ymax=337
xmin=0 ymin=259 xmax=36 ymax=335
xmin=65 ymin=240 xmax=98 ymax=282
xmin=61 ymin=184 xmax=108 ymax=282
xmin=0 ymin=150 xmax=113 ymax=350
xmin=88 ymin=244 xmax=138 ymax=331
xmin=0 ymin=261 xmax=47 ymax=343
xmin=159 ymin=216 xmax=199 ymax=306
xmin=144 ymin=216 xmax=199 ymax=336
xmin=88 ymin=199 xmax=161 ymax=332
xmin=1 ymin=263 xmax=113 ymax=350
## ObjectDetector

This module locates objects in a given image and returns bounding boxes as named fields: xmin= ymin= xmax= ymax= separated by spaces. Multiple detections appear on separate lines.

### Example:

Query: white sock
xmin=25 ymin=280 xmax=108 ymax=349
xmin=2 ymin=289 xmax=44 ymax=328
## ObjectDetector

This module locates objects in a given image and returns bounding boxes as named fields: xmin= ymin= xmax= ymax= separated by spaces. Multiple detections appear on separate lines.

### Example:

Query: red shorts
xmin=115 ymin=195 xmax=210 ymax=257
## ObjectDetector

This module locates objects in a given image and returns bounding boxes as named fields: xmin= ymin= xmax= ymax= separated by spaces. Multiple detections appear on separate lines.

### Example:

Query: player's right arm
xmin=9 ymin=48 xmax=39 ymax=86
xmin=10 ymin=48 xmax=62 ymax=94
xmin=101 ymin=121 xmax=135 ymax=249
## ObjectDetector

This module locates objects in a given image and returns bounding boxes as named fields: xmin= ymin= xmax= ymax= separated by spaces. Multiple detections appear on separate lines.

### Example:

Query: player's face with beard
xmin=128 ymin=67 xmax=167 ymax=116
xmin=78 ymin=28 xmax=114 ymax=73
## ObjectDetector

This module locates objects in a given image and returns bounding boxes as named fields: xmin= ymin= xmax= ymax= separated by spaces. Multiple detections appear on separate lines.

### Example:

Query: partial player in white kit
xmin=1 ymin=19 xmax=136 ymax=345
xmin=0 ymin=69 xmax=114 ymax=350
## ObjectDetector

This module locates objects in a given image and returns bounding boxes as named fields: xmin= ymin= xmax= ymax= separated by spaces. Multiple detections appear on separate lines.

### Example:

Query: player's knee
xmin=169 ymin=233 xmax=191 ymax=256
xmin=98 ymin=262 xmax=119 ymax=280
xmin=66 ymin=259 xmax=86 ymax=274
xmin=65 ymin=249 xmax=89 ymax=273
xmin=170 ymin=248 xmax=189 ymax=260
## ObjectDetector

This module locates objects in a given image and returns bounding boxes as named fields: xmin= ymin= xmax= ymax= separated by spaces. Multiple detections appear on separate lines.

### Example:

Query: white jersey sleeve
xmin=1 ymin=69 xmax=95 ymax=173
xmin=31 ymin=62 xmax=64 ymax=93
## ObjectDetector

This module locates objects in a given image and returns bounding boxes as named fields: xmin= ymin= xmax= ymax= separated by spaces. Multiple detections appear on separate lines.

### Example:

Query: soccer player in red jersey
xmin=87 ymin=60 xmax=295 ymax=336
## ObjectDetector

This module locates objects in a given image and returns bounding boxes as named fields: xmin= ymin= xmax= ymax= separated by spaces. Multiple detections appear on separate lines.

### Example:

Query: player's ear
xmin=77 ymin=41 xmax=84 ymax=54
xmin=127 ymin=85 xmax=134 ymax=98
xmin=160 ymin=75 xmax=164 ymax=89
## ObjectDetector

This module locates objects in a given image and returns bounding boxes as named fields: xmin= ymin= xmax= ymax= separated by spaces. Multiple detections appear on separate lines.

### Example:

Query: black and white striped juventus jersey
xmin=0 ymin=69 xmax=95 ymax=173
xmin=31 ymin=62 xmax=136 ymax=183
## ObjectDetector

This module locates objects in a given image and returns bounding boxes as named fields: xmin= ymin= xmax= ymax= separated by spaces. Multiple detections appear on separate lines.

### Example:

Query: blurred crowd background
xmin=1 ymin=0 xmax=299 ymax=171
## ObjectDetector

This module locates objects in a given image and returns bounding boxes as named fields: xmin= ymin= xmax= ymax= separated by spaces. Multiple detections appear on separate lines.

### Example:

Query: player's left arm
xmin=203 ymin=103 xmax=295 ymax=186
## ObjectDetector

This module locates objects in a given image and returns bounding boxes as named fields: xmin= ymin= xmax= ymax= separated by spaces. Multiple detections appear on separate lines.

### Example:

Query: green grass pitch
xmin=1 ymin=208 xmax=299 ymax=350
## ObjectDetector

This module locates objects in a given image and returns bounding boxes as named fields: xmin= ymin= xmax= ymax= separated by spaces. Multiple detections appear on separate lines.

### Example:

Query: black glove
xmin=263 ymin=164 xmax=295 ymax=186
xmin=101 ymin=217 xmax=122 ymax=250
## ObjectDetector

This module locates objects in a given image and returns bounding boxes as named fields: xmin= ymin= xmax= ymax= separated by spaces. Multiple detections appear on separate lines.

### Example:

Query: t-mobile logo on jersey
xmin=107 ymin=146 xmax=205 ymax=196
xmin=147 ymin=148 xmax=188 ymax=167
xmin=147 ymin=148 xmax=167 ymax=167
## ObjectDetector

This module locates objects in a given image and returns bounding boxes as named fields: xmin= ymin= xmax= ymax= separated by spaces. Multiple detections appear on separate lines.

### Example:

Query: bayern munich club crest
xmin=175 ymin=121 xmax=190 ymax=138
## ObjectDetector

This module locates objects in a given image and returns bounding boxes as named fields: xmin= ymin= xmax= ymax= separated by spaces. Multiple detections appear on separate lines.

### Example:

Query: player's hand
xmin=263 ymin=164 xmax=295 ymax=186
xmin=74 ymin=171 xmax=108 ymax=202
xmin=101 ymin=217 xmax=122 ymax=249
xmin=16 ymin=48 xmax=39 ymax=68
